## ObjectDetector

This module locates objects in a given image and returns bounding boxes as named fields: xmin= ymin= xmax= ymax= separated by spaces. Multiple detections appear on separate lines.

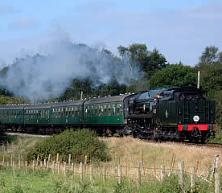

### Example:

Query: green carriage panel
xmin=0 ymin=105 xmax=24 ymax=125
xmin=50 ymin=100 xmax=83 ymax=126
xmin=24 ymin=104 xmax=51 ymax=125
xmin=0 ymin=107 xmax=9 ymax=124
xmin=84 ymin=95 xmax=129 ymax=126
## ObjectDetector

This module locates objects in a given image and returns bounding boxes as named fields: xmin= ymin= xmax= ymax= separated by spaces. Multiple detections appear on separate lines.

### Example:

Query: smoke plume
xmin=0 ymin=38 xmax=140 ymax=102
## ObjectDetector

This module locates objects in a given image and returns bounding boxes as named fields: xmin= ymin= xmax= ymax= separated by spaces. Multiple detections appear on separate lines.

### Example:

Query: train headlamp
xmin=193 ymin=115 xmax=200 ymax=123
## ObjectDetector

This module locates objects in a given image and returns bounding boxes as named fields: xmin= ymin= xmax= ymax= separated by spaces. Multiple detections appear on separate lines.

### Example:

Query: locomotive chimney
xmin=197 ymin=71 xmax=200 ymax=89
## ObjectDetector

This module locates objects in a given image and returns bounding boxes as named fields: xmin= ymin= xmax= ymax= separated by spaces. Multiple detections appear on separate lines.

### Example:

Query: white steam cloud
xmin=0 ymin=38 xmax=140 ymax=101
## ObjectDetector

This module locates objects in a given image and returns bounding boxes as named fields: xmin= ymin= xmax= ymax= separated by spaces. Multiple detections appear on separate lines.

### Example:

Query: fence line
xmin=0 ymin=152 xmax=221 ymax=192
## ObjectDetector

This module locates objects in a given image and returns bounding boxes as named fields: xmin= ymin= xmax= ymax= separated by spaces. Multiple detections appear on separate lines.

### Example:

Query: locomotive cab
xmin=156 ymin=87 xmax=215 ymax=142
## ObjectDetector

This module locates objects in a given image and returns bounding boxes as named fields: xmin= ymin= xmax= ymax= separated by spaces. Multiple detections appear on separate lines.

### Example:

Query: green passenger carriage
xmin=24 ymin=104 xmax=51 ymax=126
xmin=83 ymin=95 xmax=129 ymax=131
xmin=50 ymin=100 xmax=83 ymax=126
xmin=0 ymin=105 xmax=24 ymax=126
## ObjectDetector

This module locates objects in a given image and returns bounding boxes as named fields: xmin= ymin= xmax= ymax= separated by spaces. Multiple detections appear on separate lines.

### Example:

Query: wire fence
xmin=0 ymin=150 xmax=221 ymax=193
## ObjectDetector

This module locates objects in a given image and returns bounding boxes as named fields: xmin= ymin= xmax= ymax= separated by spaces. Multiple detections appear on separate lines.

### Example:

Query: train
xmin=0 ymin=86 xmax=216 ymax=143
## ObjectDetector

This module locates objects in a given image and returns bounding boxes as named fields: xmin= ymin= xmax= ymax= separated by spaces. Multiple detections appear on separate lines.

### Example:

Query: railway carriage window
xmin=88 ymin=106 xmax=91 ymax=115
xmin=116 ymin=106 xmax=120 ymax=115
xmin=107 ymin=104 xmax=110 ymax=116
xmin=95 ymin=106 xmax=98 ymax=114
xmin=113 ymin=104 xmax=116 ymax=115
xmin=91 ymin=105 xmax=94 ymax=114
xmin=103 ymin=105 xmax=106 ymax=115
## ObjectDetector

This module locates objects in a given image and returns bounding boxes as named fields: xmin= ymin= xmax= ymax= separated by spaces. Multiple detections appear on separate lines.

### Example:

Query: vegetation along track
xmin=4 ymin=131 xmax=222 ymax=149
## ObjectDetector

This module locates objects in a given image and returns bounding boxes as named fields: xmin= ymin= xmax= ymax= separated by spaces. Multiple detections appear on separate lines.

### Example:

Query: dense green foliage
xmin=149 ymin=64 xmax=197 ymax=88
xmin=198 ymin=47 xmax=222 ymax=130
xmin=60 ymin=78 xmax=128 ymax=101
xmin=0 ymin=95 xmax=25 ymax=105
xmin=27 ymin=129 xmax=110 ymax=162
xmin=0 ymin=168 xmax=216 ymax=193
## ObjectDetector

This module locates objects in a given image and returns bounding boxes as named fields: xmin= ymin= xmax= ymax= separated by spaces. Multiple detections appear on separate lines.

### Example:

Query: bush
xmin=26 ymin=129 xmax=111 ymax=163
xmin=0 ymin=132 xmax=17 ymax=145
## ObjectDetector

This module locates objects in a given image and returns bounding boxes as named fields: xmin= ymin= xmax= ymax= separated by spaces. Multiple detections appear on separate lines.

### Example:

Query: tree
xmin=149 ymin=64 xmax=197 ymax=88
xmin=61 ymin=78 xmax=93 ymax=100
xmin=199 ymin=46 xmax=221 ymax=65
xmin=199 ymin=63 xmax=222 ymax=91
xmin=118 ymin=43 xmax=167 ymax=77
xmin=95 ymin=78 xmax=127 ymax=97
xmin=197 ymin=47 xmax=222 ymax=128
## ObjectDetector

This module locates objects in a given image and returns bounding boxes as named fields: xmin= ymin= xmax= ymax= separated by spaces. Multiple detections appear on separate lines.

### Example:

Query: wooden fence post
xmin=57 ymin=162 xmax=60 ymax=174
xmin=43 ymin=159 xmax=47 ymax=168
xmin=178 ymin=161 xmax=185 ymax=193
xmin=36 ymin=155 xmax=39 ymax=166
xmin=214 ymin=155 xmax=220 ymax=193
xmin=80 ymin=162 xmax=83 ymax=181
xmin=25 ymin=161 xmax=28 ymax=172
xmin=117 ymin=163 xmax=122 ymax=184
xmin=56 ymin=153 xmax=59 ymax=163
xmin=170 ymin=154 xmax=175 ymax=175
xmin=12 ymin=161 xmax=15 ymax=175
xmin=103 ymin=165 xmax=107 ymax=182
xmin=89 ymin=164 xmax=93 ymax=183
xmin=68 ymin=154 xmax=71 ymax=166
xmin=2 ymin=144 xmax=5 ymax=153
xmin=84 ymin=155 xmax=87 ymax=165
xmin=63 ymin=162 xmax=66 ymax=175
xmin=72 ymin=163 xmax=75 ymax=177
xmin=160 ymin=165 xmax=165 ymax=181
xmin=10 ymin=154 xmax=13 ymax=167
xmin=47 ymin=154 xmax=51 ymax=168
xmin=138 ymin=161 xmax=142 ymax=185
xmin=2 ymin=154 xmax=4 ymax=165
xmin=32 ymin=160 xmax=35 ymax=172
xmin=52 ymin=161 xmax=55 ymax=174
xmin=48 ymin=154 xmax=51 ymax=163
xmin=18 ymin=155 xmax=21 ymax=169
xmin=190 ymin=167 xmax=195 ymax=193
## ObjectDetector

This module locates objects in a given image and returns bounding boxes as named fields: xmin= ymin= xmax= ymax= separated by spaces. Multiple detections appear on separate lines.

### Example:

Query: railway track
xmin=4 ymin=132 xmax=50 ymax=138
xmin=3 ymin=132 xmax=222 ymax=149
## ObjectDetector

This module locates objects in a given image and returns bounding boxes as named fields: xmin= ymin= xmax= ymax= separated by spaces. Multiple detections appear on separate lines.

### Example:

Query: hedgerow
xmin=26 ymin=129 xmax=111 ymax=163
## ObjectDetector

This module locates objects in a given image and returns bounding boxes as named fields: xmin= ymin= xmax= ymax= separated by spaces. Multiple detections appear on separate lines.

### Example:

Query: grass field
xmin=0 ymin=167 xmax=214 ymax=193
xmin=0 ymin=134 xmax=221 ymax=193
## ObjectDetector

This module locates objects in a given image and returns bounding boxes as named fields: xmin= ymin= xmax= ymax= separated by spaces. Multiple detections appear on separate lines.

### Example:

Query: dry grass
xmin=103 ymin=137 xmax=222 ymax=173
xmin=0 ymin=135 xmax=45 ymax=156
xmin=1 ymin=135 xmax=222 ymax=176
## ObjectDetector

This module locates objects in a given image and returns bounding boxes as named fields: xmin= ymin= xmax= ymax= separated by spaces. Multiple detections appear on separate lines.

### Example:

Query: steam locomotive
xmin=0 ymin=86 xmax=216 ymax=143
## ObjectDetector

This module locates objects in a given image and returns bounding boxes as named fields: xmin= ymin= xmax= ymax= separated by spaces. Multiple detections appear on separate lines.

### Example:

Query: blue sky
xmin=0 ymin=0 xmax=221 ymax=66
